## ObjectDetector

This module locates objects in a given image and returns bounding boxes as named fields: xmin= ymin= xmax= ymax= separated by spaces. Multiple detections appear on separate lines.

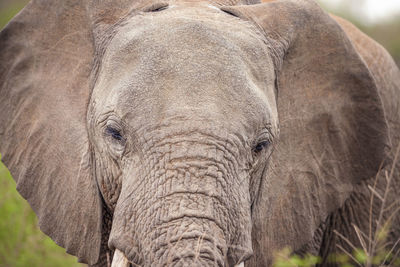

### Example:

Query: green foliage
xmin=0 ymin=157 xmax=83 ymax=267
xmin=274 ymin=248 xmax=400 ymax=267
xmin=317 ymin=0 xmax=400 ymax=67
xmin=0 ymin=1 xmax=28 ymax=29
xmin=273 ymin=149 xmax=400 ymax=267
xmin=273 ymin=247 xmax=321 ymax=267
xmin=362 ymin=19 xmax=400 ymax=67
xmin=353 ymin=248 xmax=367 ymax=264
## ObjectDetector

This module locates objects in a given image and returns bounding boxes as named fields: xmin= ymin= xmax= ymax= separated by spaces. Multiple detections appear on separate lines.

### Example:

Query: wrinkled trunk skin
xmin=109 ymin=129 xmax=253 ymax=266
xmin=150 ymin=217 xmax=227 ymax=266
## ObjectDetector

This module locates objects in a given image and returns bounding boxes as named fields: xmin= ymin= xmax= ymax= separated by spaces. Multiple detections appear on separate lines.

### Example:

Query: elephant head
xmin=0 ymin=0 xmax=390 ymax=266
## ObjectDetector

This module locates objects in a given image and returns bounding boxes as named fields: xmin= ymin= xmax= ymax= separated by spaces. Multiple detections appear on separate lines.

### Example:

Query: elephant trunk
xmin=147 ymin=217 xmax=227 ymax=266
xmin=110 ymin=202 xmax=230 ymax=266
xmin=109 ymin=131 xmax=253 ymax=266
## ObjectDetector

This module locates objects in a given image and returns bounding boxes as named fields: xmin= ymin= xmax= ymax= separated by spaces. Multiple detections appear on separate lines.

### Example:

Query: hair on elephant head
xmin=1 ymin=0 xmax=399 ymax=266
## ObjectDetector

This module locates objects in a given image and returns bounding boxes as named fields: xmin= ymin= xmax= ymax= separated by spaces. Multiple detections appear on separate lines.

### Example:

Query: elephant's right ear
xmin=223 ymin=0 xmax=390 ymax=265
xmin=0 ymin=1 xmax=102 ymax=264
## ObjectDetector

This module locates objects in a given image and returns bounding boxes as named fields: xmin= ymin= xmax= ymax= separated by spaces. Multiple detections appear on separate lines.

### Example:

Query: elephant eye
xmin=253 ymin=140 xmax=270 ymax=153
xmin=144 ymin=3 xmax=169 ymax=12
xmin=221 ymin=9 xmax=240 ymax=18
xmin=105 ymin=126 xmax=124 ymax=142
xmin=151 ymin=6 xmax=168 ymax=12
xmin=103 ymin=124 xmax=126 ymax=156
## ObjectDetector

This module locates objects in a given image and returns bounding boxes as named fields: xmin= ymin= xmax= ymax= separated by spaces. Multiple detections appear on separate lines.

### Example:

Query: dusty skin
xmin=0 ymin=0 xmax=399 ymax=266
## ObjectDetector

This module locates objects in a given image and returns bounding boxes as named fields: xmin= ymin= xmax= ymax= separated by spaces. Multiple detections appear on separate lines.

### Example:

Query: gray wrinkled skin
xmin=90 ymin=6 xmax=277 ymax=265
xmin=0 ymin=0 xmax=399 ymax=266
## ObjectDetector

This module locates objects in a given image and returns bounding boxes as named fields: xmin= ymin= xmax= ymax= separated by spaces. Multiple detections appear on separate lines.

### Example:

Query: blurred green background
xmin=0 ymin=158 xmax=83 ymax=267
xmin=318 ymin=0 xmax=400 ymax=67
xmin=0 ymin=0 xmax=399 ymax=266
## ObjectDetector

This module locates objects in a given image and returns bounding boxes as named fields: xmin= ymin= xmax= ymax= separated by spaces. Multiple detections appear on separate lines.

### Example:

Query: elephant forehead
xmin=93 ymin=5 xmax=277 ymax=133
xmin=103 ymin=6 xmax=274 ymax=81
xmin=101 ymin=6 xmax=272 ymax=80
xmin=112 ymin=4 xmax=268 ymax=53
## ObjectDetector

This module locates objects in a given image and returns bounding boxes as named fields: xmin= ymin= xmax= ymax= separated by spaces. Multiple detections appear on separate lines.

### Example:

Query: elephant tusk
xmin=234 ymin=262 xmax=244 ymax=267
xmin=111 ymin=249 xmax=130 ymax=267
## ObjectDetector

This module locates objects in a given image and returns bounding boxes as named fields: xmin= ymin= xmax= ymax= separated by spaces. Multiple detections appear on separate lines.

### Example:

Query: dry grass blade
xmin=353 ymin=224 xmax=370 ymax=256
xmin=166 ymin=227 xmax=190 ymax=265
xmin=354 ymin=224 xmax=373 ymax=245
xmin=334 ymin=230 xmax=360 ymax=253
xmin=369 ymin=162 xmax=383 ymax=254
xmin=194 ymin=232 xmax=205 ymax=260
xmin=367 ymin=185 xmax=384 ymax=202
xmin=373 ymin=143 xmax=400 ymax=266
xmin=388 ymin=246 xmax=400 ymax=266
xmin=336 ymin=244 xmax=363 ymax=267
xmin=371 ymin=166 xmax=395 ymax=260
xmin=382 ymin=237 xmax=400 ymax=266
xmin=384 ymin=199 xmax=400 ymax=213
xmin=382 ymin=203 xmax=400 ymax=227
xmin=389 ymin=143 xmax=400 ymax=180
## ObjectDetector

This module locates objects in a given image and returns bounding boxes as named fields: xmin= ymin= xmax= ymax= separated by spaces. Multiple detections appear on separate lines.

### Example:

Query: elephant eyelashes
xmin=144 ymin=3 xmax=169 ymax=12
xmin=151 ymin=6 xmax=168 ymax=12
xmin=221 ymin=9 xmax=240 ymax=18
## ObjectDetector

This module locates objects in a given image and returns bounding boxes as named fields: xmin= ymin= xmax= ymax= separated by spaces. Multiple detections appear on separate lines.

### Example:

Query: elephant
xmin=0 ymin=0 xmax=399 ymax=266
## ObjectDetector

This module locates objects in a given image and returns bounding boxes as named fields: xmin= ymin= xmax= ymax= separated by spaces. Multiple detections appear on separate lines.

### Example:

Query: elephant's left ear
xmin=0 ymin=1 xmax=106 ymax=264
xmin=223 ymin=0 xmax=390 ymax=264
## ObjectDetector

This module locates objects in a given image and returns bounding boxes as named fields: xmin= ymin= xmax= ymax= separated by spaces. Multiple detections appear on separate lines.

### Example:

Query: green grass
xmin=0 ymin=157 xmax=83 ymax=267
xmin=0 ymin=3 xmax=26 ymax=29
